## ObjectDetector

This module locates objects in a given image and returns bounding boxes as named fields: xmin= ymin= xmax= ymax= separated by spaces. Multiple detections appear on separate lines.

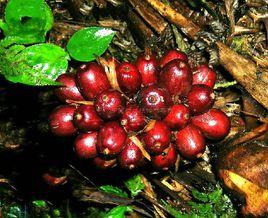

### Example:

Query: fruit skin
xmin=163 ymin=104 xmax=190 ymax=130
xmin=92 ymin=157 xmax=116 ymax=170
xmin=191 ymin=109 xmax=231 ymax=139
xmin=49 ymin=105 xmax=77 ymax=137
xmin=140 ymin=85 xmax=172 ymax=119
xmin=142 ymin=121 xmax=171 ymax=154
xmin=160 ymin=49 xmax=188 ymax=68
xmin=118 ymin=138 xmax=143 ymax=170
xmin=74 ymin=132 xmax=98 ymax=159
xmin=160 ymin=60 xmax=193 ymax=98
xmin=76 ymin=62 xmax=111 ymax=100
xmin=187 ymin=84 xmax=215 ymax=115
xmin=95 ymin=90 xmax=126 ymax=120
xmin=116 ymin=62 xmax=141 ymax=95
xmin=73 ymin=105 xmax=103 ymax=132
xmin=120 ymin=104 xmax=146 ymax=132
xmin=54 ymin=74 xmax=84 ymax=102
xmin=151 ymin=144 xmax=178 ymax=170
xmin=193 ymin=64 xmax=216 ymax=88
xmin=136 ymin=52 xmax=159 ymax=86
xmin=97 ymin=121 xmax=127 ymax=156
xmin=176 ymin=124 xmax=205 ymax=159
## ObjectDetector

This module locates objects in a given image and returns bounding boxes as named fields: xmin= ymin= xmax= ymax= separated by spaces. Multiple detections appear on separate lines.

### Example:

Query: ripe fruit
xmin=136 ymin=52 xmax=159 ymax=86
xmin=92 ymin=157 xmax=116 ymax=169
xmin=74 ymin=132 xmax=98 ymax=159
xmin=176 ymin=124 xmax=205 ymax=159
xmin=54 ymin=74 xmax=84 ymax=102
xmin=49 ymin=105 xmax=77 ymax=136
xmin=76 ymin=62 xmax=111 ymax=100
xmin=142 ymin=121 xmax=171 ymax=154
xmin=95 ymin=90 xmax=126 ymax=120
xmin=160 ymin=60 xmax=192 ymax=98
xmin=97 ymin=121 xmax=127 ymax=156
xmin=118 ymin=138 xmax=143 ymax=170
xmin=193 ymin=64 xmax=216 ymax=88
xmin=163 ymin=104 xmax=190 ymax=130
xmin=140 ymin=85 xmax=172 ymax=119
xmin=120 ymin=104 xmax=146 ymax=132
xmin=160 ymin=49 xmax=188 ymax=68
xmin=116 ymin=62 xmax=141 ymax=95
xmin=187 ymin=84 xmax=215 ymax=115
xmin=191 ymin=108 xmax=231 ymax=139
xmin=151 ymin=144 xmax=178 ymax=170
xmin=73 ymin=105 xmax=103 ymax=132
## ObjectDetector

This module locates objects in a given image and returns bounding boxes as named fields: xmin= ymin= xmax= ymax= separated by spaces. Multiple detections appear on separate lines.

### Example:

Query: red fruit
xmin=187 ymin=84 xmax=215 ymax=115
xmin=193 ymin=64 xmax=216 ymax=88
xmin=151 ymin=144 xmax=178 ymax=170
xmin=95 ymin=90 xmax=126 ymax=120
xmin=140 ymin=85 xmax=172 ymax=119
xmin=160 ymin=49 xmax=188 ymax=68
xmin=92 ymin=157 xmax=116 ymax=170
xmin=136 ymin=52 xmax=159 ymax=86
xmin=97 ymin=121 xmax=127 ymax=156
xmin=54 ymin=74 xmax=84 ymax=102
xmin=176 ymin=124 xmax=205 ymax=159
xmin=163 ymin=104 xmax=190 ymax=130
xmin=49 ymin=105 xmax=77 ymax=137
xmin=73 ymin=105 xmax=103 ymax=132
xmin=74 ymin=132 xmax=98 ymax=159
xmin=142 ymin=121 xmax=171 ymax=154
xmin=42 ymin=173 xmax=67 ymax=186
xmin=120 ymin=104 xmax=146 ymax=132
xmin=118 ymin=138 xmax=143 ymax=170
xmin=116 ymin=62 xmax=141 ymax=95
xmin=191 ymin=109 xmax=230 ymax=140
xmin=160 ymin=60 xmax=193 ymax=98
xmin=76 ymin=63 xmax=111 ymax=100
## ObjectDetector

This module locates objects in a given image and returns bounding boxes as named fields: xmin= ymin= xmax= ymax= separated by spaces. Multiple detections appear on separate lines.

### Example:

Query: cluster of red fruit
xmin=49 ymin=49 xmax=230 ymax=171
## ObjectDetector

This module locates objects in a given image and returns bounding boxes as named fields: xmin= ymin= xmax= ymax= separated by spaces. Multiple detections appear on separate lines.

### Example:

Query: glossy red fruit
xmin=160 ymin=60 xmax=193 ymax=98
xmin=136 ymin=52 xmax=159 ymax=86
xmin=116 ymin=62 xmax=141 ymax=95
xmin=49 ymin=105 xmax=76 ymax=137
xmin=193 ymin=64 xmax=216 ymax=88
xmin=73 ymin=105 xmax=103 ymax=132
xmin=92 ymin=157 xmax=116 ymax=170
xmin=142 ymin=121 xmax=171 ymax=154
xmin=176 ymin=124 xmax=205 ymax=159
xmin=163 ymin=104 xmax=190 ymax=130
xmin=95 ymin=90 xmax=126 ymax=120
xmin=97 ymin=121 xmax=127 ymax=156
xmin=140 ymin=85 xmax=172 ymax=119
xmin=160 ymin=49 xmax=188 ymax=68
xmin=76 ymin=63 xmax=111 ymax=100
xmin=118 ymin=138 xmax=143 ymax=170
xmin=191 ymin=109 xmax=230 ymax=139
xmin=120 ymin=104 xmax=146 ymax=132
xmin=151 ymin=144 xmax=178 ymax=170
xmin=74 ymin=132 xmax=98 ymax=159
xmin=187 ymin=84 xmax=215 ymax=115
xmin=54 ymin=74 xmax=84 ymax=102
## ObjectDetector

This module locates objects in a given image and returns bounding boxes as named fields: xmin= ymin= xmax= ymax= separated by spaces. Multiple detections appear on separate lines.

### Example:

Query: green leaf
xmin=99 ymin=185 xmax=128 ymax=198
xmin=191 ymin=189 xmax=210 ymax=203
xmin=2 ymin=204 xmax=25 ymax=218
xmin=124 ymin=174 xmax=145 ymax=197
xmin=103 ymin=206 xmax=132 ymax=218
xmin=67 ymin=27 xmax=115 ymax=62
xmin=0 ymin=43 xmax=69 ymax=86
xmin=32 ymin=200 xmax=47 ymax=208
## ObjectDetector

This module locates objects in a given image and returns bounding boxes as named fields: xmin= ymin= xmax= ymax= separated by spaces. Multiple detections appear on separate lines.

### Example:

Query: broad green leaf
xmin=32 ymin=200 xmax=47 ymax=208
xmin=99 ymin=185 xmax=128 ymax=198
xmin=103 ymin=206 xmax=132 ymax=218
xmin=124 ymin=174 xmax=145 ymax=197
xmin=0 ymin=43 xmax=69 ymax=86
xmin=67 ymin=27 xmax=115 ymax=62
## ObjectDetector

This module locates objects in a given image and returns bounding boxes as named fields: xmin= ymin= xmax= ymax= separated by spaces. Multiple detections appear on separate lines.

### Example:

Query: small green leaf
xmin=2 ymin=204 xmax=24 ymax=218
xmin=99 ymin=185 xmax=128 ymax=198
xmin=103 ymin=206 xmax=132 ymax=218
xmin=191 ymin=189 xmax=209 ymax=203
xmin=67 ymin=27 xmax=115 ymax=62
xmin=124 ymin=174 xmax=145 ymax=197
xmin=32 ymin=200 xmax=47 ymax=208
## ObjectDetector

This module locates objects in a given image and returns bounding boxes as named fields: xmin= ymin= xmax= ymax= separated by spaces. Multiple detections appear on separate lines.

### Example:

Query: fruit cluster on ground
xmin=49 ymin=49 xmax=231 ymax=171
